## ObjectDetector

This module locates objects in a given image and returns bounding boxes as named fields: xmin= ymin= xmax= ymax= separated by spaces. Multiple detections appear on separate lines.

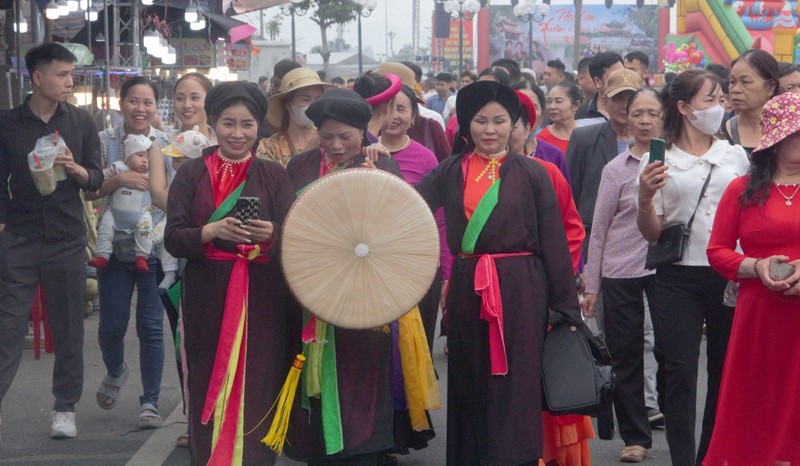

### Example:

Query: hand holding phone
xmin=231 ymin=197 xmax=261 ymax=225
xmin=770 ymin=258 xmax=796 ymax=281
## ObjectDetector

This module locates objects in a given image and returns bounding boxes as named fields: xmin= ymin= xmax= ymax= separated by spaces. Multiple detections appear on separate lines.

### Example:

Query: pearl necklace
xmin=774 ymin=182 xmax=800 ymax=206
xmin=379 ymin=136 xmax=411 ymax=153
xmin=216 ymin=151 xmax=251 ymax=181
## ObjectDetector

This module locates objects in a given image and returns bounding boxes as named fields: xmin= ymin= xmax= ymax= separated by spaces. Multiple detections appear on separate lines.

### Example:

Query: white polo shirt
xmin=637 ymin=139 xmax=749 ymax=266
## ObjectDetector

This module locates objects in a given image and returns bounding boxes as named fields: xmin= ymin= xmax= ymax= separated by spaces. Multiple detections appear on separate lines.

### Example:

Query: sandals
xmin=137 ymin=402 xmax=163 ymax=430
xmin=619 ymin=445 xmax=648 ymax=463
xmin=176 ymin=432 xmax=189 ymax=448
xmin=96 ymin=363 xmax=128 ymax=410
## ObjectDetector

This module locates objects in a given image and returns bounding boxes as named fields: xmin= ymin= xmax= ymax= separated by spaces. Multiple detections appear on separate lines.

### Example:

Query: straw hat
xmin=266 ymin=67 xmax=335 ymax=129
xmin=377 ymin=62 xmax=425 ymax=103
xmin=752 ymin=92 xmax=800 ymax=155
xmin=281 ymin=169 xmax=440 ymax=329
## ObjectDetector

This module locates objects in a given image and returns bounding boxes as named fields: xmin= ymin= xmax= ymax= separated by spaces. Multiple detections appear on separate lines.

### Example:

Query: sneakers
xmin=647 ymin=408 xmax=665 ymax=429
xmin=49 ymin=411 xmax=77 ymax=439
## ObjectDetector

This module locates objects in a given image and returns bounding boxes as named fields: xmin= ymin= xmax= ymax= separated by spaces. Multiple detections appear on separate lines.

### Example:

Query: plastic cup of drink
xmin=53 ymin=164 xmax=66 ymax=181
xmin=31 ymin=165 xmax=57 ymax=195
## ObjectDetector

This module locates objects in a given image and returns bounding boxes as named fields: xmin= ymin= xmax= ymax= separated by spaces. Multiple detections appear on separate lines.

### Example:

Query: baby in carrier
xmin=89 ymin=133 xmax=156 ymax=272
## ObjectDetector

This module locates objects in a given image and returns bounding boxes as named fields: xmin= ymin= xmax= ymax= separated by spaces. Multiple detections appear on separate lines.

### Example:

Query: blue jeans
xmin=98 ymin=255 xmax=164 ymax=407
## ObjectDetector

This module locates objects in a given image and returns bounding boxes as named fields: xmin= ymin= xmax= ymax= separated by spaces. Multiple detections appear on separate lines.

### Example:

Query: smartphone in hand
xmin=231 ymin=197 xmax=261 ymax=225
xmin=649 ymin=138 xmax=665 ymax=164
xmin=770 ymin=258 xmax=796 ymax=281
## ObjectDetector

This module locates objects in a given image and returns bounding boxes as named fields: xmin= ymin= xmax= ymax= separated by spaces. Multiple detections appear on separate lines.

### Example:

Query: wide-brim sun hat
xmin=281 ymin=168 xmax=440 ymax=329
xmin=266 ymin=67 xmax=335 ymax=129
xmin=377 ymin=63 xmax=424 ymax=103
xmin=752 ymin=92 xmax=800 ymax=156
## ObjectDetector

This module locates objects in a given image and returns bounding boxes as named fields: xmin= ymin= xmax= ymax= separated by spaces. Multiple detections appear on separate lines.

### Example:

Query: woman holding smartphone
xmin=636 ymin=70 xmax=749 ymax=466
xmin=583 ymin=88 xmax=662 ymax=463
xmin=165 ymin=82 xmax=298 ymax=465
xmin=704 ymin=92 xmax=800 ymax=464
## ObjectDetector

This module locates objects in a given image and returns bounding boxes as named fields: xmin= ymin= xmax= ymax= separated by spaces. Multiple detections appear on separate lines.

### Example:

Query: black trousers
xmin=652 ymin=265 xmax=733 ymax=466
xmin=0 ymin=232 xmax=86 ymax=412
xmin=602 ymin=275 xmax=656 ymax=449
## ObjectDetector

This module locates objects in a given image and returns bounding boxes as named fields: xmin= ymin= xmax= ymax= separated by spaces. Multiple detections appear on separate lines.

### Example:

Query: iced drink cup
xmin=31 ymin=165 xmax=57 ymax=195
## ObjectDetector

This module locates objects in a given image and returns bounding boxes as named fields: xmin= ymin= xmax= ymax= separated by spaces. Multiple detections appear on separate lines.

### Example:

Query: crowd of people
xmin=0 ymin=40 xmax=798 ymax=466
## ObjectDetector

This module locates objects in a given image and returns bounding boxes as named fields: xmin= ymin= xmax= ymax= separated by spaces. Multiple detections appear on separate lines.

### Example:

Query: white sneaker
xmin=49 ymin=411 xmax=77 ymax=439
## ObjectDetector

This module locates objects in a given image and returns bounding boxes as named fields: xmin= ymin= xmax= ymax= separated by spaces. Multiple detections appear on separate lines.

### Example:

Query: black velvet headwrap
xmin=306 ymin=88 xmax=373 ymax=131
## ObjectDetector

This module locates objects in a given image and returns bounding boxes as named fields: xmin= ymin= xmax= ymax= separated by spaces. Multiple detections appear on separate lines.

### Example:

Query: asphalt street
xmin=0 ymin=310 xmax=706 ymax=465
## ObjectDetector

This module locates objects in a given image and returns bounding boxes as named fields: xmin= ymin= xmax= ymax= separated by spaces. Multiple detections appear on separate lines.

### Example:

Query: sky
xmin=236 ymin=0 xmax=443 ymax=59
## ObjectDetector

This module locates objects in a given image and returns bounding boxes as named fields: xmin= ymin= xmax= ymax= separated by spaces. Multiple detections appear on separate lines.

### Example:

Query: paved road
xmin=0 ymin=311 xmax=706 ymax=465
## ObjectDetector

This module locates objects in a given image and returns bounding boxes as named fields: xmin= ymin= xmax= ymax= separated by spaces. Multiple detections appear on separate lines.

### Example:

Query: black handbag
xmin=644 ymin=165 xmax=714 ymax=270
xmin=541 ymin=314 xmax=614 ymax=416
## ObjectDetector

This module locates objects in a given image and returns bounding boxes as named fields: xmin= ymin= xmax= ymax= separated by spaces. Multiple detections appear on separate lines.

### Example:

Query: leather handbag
xmin=644 ymin=165 xmax=715 ymax=270
xmin=541 ymin=315 xmax=614 ymax=418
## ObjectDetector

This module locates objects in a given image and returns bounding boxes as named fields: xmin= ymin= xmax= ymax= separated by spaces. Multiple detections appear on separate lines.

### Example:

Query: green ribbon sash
xmin=300 ymin=311 xmax=344 ymax=455
xmin=209 ymin=181 xmax=247 ymax=223
xmin=461 ymin=180 xmax=501 ymax=255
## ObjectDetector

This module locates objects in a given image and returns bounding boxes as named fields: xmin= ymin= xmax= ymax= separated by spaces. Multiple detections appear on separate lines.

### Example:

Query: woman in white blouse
xmin=637 ymin=70 xmax=749 ymax=466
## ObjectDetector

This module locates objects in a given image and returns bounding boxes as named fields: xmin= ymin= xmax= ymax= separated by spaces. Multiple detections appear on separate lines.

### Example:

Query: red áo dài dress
xmin=704 ymin=177 xmax=800 ymax=465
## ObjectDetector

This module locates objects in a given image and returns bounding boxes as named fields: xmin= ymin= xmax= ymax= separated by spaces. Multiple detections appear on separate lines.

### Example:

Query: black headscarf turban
xmin=205 ymin=82 xmax=268 ymax=126
xmin=306 ymin=88 xmax=373 ymax=130
xmin=453 ymin=81 xmax=522 ymax=154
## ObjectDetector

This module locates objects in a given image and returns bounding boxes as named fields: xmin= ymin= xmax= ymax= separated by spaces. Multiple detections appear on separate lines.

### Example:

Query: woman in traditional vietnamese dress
xmin=164 ymin=82 xmax=298 ymax=465
xmin=415 ymin=80 xmax=583 ymax=466
xmin=283 ymin=88 xmax=408 ymax=465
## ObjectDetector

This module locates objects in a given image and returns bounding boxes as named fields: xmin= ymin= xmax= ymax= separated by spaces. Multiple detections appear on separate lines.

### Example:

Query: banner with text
xmin=431 ymin=18 xmax=474 ymax=73
xmin=485 ymin=5 xmax=658 ymax=74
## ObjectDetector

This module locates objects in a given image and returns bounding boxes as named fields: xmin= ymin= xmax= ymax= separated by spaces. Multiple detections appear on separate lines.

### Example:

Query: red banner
xmin=431 ymin=18 xmax=474 ymax=73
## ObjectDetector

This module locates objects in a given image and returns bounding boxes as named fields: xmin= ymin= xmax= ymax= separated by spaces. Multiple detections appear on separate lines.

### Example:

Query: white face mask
xmin=289 ymin=104 xmax=314 ymax=127
xmin=687 ymin=104 xmax=724 ymax=135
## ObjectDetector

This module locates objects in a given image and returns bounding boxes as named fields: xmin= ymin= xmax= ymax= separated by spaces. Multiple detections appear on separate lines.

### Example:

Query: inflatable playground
xmin=669 ymin=0 xmax=800 ymax=66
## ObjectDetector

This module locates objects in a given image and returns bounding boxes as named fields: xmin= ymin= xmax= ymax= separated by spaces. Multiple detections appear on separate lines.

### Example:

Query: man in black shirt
xmin=0 ymin=43 xmax=103 ymax=441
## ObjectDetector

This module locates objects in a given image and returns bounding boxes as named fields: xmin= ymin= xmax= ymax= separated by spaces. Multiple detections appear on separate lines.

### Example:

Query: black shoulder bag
xmin=542 ymin=312 xmax=615 ymax=439
xmin=644 ymin=165 xmax=715 ymax=270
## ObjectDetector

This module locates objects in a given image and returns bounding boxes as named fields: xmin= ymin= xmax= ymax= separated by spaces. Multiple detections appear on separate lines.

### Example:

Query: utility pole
xmin=412 ymin=0 xmax=419 ymax=62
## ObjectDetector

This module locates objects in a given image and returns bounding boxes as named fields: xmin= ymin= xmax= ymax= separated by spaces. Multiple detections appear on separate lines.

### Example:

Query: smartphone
xmin=231 ymin=197 xmax=260 ymax=225
xmin=770 ymin=258 xmax=796 ymax=281
xmin=649 ymin=138 xmax=665 ymax=164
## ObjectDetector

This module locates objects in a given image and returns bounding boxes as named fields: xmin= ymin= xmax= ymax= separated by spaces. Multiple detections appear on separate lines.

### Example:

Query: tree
xmin=265 ymin=14 xmax=283 ymax=41
xmin=299 ymin=0 xmax=359 ymax=77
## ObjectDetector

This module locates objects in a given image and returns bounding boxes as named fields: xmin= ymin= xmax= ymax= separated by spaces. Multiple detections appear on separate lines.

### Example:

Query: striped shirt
xmin=0 ymin=100 xmax=104 ymax=241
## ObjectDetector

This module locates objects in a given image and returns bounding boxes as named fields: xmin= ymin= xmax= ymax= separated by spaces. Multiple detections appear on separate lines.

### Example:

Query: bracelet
xmin=638 ymin=205 xmax=653 ymax=214
xmin=753 ymin=258 xmax=762 ymax=277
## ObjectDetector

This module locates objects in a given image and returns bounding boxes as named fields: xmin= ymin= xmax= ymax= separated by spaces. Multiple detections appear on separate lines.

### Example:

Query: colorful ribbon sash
xmin=460 ymin=174 xmax=532 ymax=376
xmin=202 ymin=244 xmax=267 ymax=465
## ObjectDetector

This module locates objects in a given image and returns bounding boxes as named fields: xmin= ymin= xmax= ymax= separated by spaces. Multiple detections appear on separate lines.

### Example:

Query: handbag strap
xmin=686 ymin=165 xmax=715 ymax=231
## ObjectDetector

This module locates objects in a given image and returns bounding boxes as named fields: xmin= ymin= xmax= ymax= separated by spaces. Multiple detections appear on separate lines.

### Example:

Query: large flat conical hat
xmin=281 ymin=168 xmax=440 ymax=329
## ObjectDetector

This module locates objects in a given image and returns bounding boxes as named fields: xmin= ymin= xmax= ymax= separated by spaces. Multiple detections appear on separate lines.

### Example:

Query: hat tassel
xmin=262 ymin=354 xmax=306 ymax=455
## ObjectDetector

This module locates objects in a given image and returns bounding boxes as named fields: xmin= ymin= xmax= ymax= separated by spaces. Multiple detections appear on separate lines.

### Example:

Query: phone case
xmin=649 ymin=138 xmax=665 ymax=164
xmin=770 ymin=259 xmax=795 ymax=281
xmin=232 ymin=197 xmax=260 ymax=224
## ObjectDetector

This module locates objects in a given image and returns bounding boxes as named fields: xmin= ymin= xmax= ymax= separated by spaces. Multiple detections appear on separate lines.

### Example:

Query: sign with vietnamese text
xmin=431 ymin=18 xmax=474 ymax=73
xmin=178 ymin=38 xmax=214 ymax=68
xmin=227 ymin=43 xmax=251 ymax=71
